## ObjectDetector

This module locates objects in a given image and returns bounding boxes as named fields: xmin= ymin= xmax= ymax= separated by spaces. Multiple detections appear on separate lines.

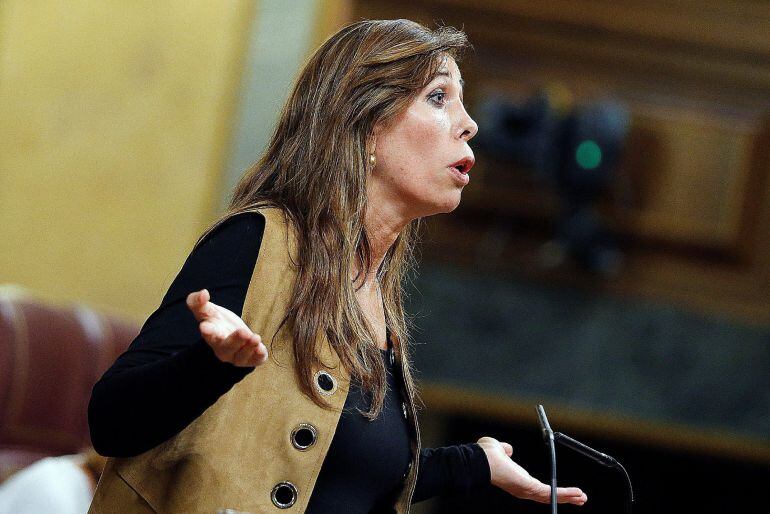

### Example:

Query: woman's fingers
xmin=211 ymin=327 xmax=268 ymax=367
xmin=534 ymin=484 xmax=588 ymax=505
xmin=558 ymin=487 xmax=588 ymax=504
xmin=219 ymin=328 xmax=255 ymax=360
xmin=187 ymin=289 xmax=268 ymax=367
xmin=554 ymin=486 xmax=587 ymax=505
xmin=231 ymin=336 xmax=269 ymax=367
xmin=187 ymin=289 xmax=249 ymax=330
xmin=186 ymin=289 xmax=214 ymax=321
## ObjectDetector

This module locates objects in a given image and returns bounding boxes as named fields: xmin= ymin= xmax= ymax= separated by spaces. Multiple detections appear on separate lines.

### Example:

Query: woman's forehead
xmin=427 ymin=57 xmax=465 ymax=99
xmin=432 ymin=56 xmax=463 ymax=85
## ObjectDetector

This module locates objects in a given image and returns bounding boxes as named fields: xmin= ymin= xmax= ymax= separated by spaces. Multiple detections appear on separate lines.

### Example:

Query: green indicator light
xmin=575 ymin=140 xmax=602 ymax=170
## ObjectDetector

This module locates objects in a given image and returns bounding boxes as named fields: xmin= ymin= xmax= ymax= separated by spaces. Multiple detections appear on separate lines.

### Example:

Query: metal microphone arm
xmin=536 ymin=405 xmax=558 ymax=514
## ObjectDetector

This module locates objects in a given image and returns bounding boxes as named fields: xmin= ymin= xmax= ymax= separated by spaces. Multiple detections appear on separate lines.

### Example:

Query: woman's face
xmin=369 ymin=56 xmax=478 ymax=220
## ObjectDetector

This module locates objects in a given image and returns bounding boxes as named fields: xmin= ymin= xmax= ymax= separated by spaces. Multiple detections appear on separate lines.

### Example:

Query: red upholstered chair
xmin=0 ymin=287 xmax=139 ymax=482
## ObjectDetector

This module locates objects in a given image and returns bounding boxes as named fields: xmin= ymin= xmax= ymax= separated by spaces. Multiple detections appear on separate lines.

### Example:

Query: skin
xmin=186 ymin=55 xmax=586 ymax=507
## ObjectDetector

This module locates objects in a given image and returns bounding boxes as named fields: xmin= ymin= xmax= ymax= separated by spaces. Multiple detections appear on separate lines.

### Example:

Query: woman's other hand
xmin=186 ymin=289 xmax=268 ymax=367
xmin=477 ymin=436 xmax=588 ymax=506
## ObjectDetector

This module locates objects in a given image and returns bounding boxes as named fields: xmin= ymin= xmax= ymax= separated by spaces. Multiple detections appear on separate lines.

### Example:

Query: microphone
xmin=554 ymin=432 xmax=618 ymax=468
xmin=537 ymin=405 xmax=635 ymax=513
xmin=536 ymin=405 xmax=558 ymax=514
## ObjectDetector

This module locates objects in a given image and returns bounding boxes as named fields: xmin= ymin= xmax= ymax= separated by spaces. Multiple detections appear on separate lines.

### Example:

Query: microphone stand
xmin=536 ymin=405 xmax=558 ymax=514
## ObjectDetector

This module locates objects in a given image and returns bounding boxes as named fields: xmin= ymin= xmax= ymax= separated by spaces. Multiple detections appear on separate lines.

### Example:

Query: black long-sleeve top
xmin=88 ymin=213 xmax=490 ymax=512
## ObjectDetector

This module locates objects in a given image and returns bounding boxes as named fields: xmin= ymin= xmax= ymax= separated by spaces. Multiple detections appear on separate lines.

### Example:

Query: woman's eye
xmin=428 ymin=90 xmax=447 ymax=107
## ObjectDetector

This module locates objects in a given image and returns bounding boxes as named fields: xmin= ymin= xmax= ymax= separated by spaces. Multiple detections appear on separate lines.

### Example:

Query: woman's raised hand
xmin=186 ymin=289 xmax=268 ymax=367
xmin=477 ymin=436 xmax=588 ymax=507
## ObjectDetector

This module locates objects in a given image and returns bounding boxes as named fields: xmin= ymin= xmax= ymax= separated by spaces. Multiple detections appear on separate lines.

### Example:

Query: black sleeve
xmin=411 ymin=443 xmax=491 ymax=503
xmin=88 ymin=212 xmax=266 ymax=458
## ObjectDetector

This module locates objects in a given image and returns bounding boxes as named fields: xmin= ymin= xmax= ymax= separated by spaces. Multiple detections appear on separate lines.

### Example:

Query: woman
xmin=88 ymin=19 xmax=587 ymax=513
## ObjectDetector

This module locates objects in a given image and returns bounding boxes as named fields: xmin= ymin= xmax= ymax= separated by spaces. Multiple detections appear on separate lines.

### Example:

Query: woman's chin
xmin=445 ymin=189 xmax=464 ymax=212
xmin=425 ymin=193 xmax=463 ymax=216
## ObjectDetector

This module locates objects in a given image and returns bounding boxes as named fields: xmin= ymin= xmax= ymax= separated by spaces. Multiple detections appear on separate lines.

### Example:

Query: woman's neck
xmin=358 ymin=190 xmax=411 ymax=287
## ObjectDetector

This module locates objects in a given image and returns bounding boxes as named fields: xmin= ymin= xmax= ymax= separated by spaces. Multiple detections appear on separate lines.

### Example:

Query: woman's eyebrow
xmin=434 ymin=71 xmax=465 ymax=99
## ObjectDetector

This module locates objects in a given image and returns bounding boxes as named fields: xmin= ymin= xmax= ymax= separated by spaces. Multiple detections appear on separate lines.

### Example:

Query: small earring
xmin=369 ymin=153 xmax=376 ymax=168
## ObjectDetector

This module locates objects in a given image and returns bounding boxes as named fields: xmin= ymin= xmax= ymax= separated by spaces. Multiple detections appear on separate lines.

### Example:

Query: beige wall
xmin=0 ymin=1 xmax=256 ymax=320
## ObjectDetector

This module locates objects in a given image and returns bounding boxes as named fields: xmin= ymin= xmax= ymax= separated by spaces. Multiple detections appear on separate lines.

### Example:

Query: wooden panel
xmin=619 ymin=106 xmax=762 ymax=248
xmin=447 ymin=0 xmax=770 ymax=56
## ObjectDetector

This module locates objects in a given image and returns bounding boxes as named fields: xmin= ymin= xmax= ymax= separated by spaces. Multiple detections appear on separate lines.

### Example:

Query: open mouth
xmin=449 ymin=157 xmax=475 ymax=174
xmin=447 ymin=157 xmax=474 ymax=185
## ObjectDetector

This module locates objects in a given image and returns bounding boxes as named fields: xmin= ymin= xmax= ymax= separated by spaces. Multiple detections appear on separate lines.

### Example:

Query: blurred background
xmin=1 ymin=1 xmax=768 ymax=513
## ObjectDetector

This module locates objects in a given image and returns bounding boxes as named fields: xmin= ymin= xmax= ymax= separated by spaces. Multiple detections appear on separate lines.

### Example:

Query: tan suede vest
xmin=88 ymin=207 xmax=421 ymax=514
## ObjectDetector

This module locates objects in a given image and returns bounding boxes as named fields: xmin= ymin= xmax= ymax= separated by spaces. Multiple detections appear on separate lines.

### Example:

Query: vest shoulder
xmin=223 ymin=206 xmax=291 ymax=232
xmin=209 ymin=211 xmax=265 ymax=238
xmin=228 ymin=206 xmax=298 ymax=261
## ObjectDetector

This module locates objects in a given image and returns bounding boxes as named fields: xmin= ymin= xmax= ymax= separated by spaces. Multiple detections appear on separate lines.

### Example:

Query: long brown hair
xmin=200 ymin=19 xmax=469 ymax=419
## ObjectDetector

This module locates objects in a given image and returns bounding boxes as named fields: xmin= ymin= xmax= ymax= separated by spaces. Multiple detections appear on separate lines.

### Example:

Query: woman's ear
xmin=369 ymin=127 xmax=379 ymax=153
xmin=366 ymin=132 xmax=377 ymax=158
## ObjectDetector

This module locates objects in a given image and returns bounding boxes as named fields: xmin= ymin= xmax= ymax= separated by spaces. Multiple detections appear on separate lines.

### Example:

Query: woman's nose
xmin=463 ymin=115 xmax=479 ymax=141
xmin=457 ymin=107 xmax=478 ymax=141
